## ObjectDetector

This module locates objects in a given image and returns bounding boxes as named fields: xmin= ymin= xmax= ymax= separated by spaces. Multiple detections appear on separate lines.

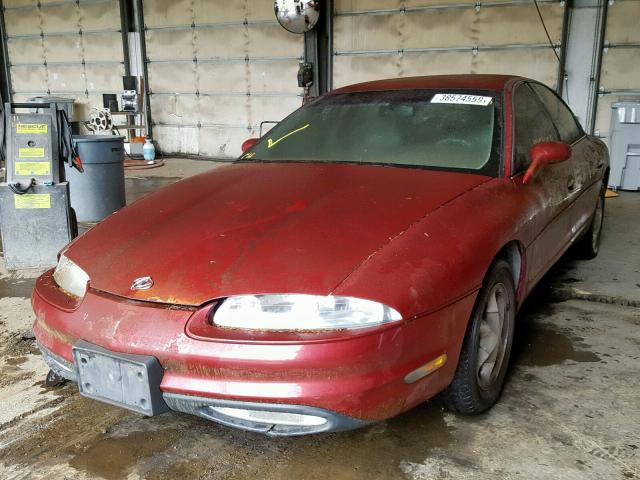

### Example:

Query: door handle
xmin=567 ymin=178 xmax=575 ymax=191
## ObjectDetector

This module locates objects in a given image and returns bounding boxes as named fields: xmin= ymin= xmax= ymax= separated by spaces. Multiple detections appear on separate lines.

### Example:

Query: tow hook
xmin=45 ymin=369 xmax=67 ymax=388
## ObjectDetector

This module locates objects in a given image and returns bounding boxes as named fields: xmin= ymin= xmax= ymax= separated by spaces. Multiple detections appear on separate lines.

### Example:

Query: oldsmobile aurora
xmin=32 ymin=75 xmax=609 ymax=435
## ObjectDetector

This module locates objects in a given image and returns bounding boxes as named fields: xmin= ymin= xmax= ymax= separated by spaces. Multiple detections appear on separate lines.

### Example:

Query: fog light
xmin=404 ymin=353 xmax=448 ymax=384
xmin=211 ymin=407 xmax=327 ymax=427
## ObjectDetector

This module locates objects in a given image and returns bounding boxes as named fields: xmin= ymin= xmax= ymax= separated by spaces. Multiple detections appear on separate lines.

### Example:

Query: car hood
xmin=66 ymin=162 xmax=489 ymax=306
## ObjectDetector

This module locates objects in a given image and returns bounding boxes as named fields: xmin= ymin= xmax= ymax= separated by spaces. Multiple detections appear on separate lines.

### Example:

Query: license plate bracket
xmin=72 ymin=340 xmax=168 ymax=416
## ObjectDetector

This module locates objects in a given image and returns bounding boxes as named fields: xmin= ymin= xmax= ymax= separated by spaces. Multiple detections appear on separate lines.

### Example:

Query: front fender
xmin=333 ymin=178 xmax=531 ymax=320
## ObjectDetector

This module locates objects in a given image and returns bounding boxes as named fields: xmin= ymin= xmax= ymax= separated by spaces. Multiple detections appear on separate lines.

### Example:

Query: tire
xmin=69 ymin=207 xmax=79 ymax=239
xmin=442 ymin=259 xmax=516 ymax=414
xmin=575 ymin=184 xmax=605 ymax=260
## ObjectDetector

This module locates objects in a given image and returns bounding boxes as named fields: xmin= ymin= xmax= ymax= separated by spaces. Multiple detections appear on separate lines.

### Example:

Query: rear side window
xmin=530 ymin=83 xmax=583 ymax=144
xmin=513 ymin=84 xmax=559 ymax=174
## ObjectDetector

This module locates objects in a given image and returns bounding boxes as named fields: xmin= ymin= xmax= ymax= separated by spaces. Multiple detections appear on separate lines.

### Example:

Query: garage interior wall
xmin=142 ymin=0 xmax=304 ymax=158
xmin=592 ymin=0 xmax=640 ymax=142
xmin=1 ymin=0 xmax=638 ymax=158
xmin=3 ymin=0 xmax=124 ymax=119
xmin=333 ymin=0 xmax=566 ymax=90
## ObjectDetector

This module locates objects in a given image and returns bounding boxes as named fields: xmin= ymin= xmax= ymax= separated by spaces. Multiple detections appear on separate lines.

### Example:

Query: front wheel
xmin=442 ymin=259 xmax=516 ymax=414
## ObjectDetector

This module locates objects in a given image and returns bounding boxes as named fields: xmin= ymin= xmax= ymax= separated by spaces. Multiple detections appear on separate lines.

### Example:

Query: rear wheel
xmin=442 ymin=259 xmax=516 ymax=414
xmin=575 ymin=185 xmax=605 ymax=260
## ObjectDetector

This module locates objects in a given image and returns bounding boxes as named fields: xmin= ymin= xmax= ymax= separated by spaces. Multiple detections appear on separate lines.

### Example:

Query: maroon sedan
xmin=32 ymin=75 xmax=608 ymax=435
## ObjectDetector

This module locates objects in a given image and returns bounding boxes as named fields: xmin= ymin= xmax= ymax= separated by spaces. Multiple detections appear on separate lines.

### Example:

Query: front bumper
xmin=38 ymin=340 xmax=369 ymax=435
xmin=32 ymin=269 xmax=475 ymax=434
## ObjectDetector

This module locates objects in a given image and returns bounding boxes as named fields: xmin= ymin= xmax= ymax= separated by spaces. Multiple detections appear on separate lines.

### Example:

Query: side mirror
xmin=522 ymin=141 xmax=572 ymax=184
xmin=241 ymin=138 xmax=259 ymax=153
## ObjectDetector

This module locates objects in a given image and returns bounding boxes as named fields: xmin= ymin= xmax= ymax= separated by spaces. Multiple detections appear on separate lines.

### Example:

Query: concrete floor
xmin=0 ymin=159 xmax=638 ymax=480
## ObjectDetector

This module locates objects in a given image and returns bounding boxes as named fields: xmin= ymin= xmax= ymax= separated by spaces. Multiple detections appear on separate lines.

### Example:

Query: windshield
xmin=241 ymin=89 xmax=502 ymax=175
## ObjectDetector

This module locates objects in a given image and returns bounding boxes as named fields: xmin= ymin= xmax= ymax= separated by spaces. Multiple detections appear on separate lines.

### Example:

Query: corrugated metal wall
xmin=4 ymin=0 xmax=124 ymax=119
xmin=2 ymin=0 xmax=637 ymax=156
xmin=143 ymin=0 xmax=304 ymax=158
xmin=333 ymin=0 xmax=566 ymax=89
xmin=593 ymin=0 xmax=640 ymax=141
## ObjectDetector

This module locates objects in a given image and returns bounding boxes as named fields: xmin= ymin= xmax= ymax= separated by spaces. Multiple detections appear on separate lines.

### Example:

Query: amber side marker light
xmin=404 ymin=353 xmax=448 ymax=384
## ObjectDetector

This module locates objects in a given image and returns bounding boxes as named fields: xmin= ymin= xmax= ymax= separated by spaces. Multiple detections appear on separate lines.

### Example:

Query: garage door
xmin=592 ymin=0 xmax=640 ymax=141
xmin=333 ymin=0 xmax=566 ymax=90
xmin=3 ymin=0 xmax=124 ymax=118
xmin=143 ymin=0 xmax=304 ymax=158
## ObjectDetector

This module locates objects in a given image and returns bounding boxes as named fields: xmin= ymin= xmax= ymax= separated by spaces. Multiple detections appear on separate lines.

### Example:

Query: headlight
xmin=213 ymin=294 xmax=402 ymax=331
xmin=53 ymin=255 xmax=90 ymax=298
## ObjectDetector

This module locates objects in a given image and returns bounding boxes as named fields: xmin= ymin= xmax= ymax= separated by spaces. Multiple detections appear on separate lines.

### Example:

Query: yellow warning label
xmin=14 ymin=194 xmax=51 ymax=209
xmin=16 ymin=123 xmax=48 ymax=134
xmin=14 ymin=161 xmax=50 ymax=176
xmin=18 ymin=147 xmax=45 ymax=158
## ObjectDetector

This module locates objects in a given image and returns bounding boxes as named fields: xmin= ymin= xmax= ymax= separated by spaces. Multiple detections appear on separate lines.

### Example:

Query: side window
xmin=513 ymin=84 xmax=559 ymax=174
xmin=530 ymin=83 xmax=583 ymax=144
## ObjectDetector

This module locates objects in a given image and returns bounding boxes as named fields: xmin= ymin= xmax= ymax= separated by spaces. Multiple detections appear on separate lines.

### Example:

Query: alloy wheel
xmin=476 ymin=282 xmax=511 ymax=391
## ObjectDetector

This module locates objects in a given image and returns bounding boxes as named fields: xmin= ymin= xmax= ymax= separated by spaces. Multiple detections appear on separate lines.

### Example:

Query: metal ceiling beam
xmin=145 ymin=20 xmax=278 ymax=31
xmin=2 ymin=0 xmax=112 ymax=10
xmin=150 ymin=91 xmax=301 ymax=98
xmin=147 ymin=56 xmax=301 ymax=64
xmin=7 ymin=29 xmax=120 ymax=40
xmin=304 ymin=0 xmax=333 ymax=97
xmin=119 ymin=0 xmax=132 ymax=77
xmin=588 ymin=0 xmax=608 ymax=135
xmin=334 ymin=43 xmax=562 ymax=56
xmin=556 ymin=0 xmax=570 ymax=97
xmin=131 ymin=0 xmax=151 ymax=137
xmin=335 ymin=0 xmax=561 ymax=16
xmin=12 ymin=60 xmax=124 ymax=68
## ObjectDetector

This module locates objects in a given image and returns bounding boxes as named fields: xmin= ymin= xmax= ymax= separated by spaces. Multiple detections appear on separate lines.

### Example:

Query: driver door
xmin=511 ymin=83 xmax=576 ymax=287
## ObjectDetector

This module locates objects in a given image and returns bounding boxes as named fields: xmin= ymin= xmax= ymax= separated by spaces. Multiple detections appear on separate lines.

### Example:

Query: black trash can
xmin=65 ymin=135 xmax=126 ymax=222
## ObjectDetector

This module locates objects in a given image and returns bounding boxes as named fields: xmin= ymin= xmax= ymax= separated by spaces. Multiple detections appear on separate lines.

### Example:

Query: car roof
xmin=330 ymin=74 xmax=522 ymax=94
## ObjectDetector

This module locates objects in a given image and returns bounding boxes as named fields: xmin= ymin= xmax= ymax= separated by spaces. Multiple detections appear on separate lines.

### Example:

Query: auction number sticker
xmin=431 ymin=94 xmax=492 ymax=106
xmin=14 ymin=193 xmax=51 ymax=209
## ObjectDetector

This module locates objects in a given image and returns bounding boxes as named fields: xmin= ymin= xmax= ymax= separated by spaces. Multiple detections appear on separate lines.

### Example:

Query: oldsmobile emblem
xmin=131 ymin=276 xmax=154 ymax=290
